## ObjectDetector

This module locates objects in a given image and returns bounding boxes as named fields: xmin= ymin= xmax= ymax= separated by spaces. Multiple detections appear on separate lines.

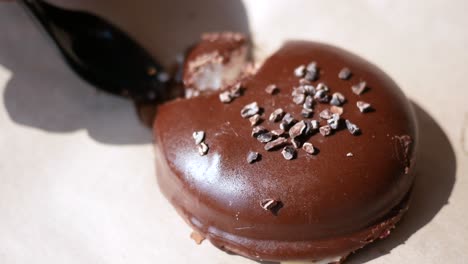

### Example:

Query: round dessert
xmin=153 ymin=41 xmax=417 ymax=263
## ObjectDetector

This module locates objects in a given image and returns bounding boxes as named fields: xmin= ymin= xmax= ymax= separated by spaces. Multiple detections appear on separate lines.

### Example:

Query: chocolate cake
xmin=153 ymin=40 xmax=417 ymax=263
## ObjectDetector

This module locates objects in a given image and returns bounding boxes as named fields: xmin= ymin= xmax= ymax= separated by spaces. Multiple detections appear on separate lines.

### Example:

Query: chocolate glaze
xmin=154 ymin=41 xmax=418 ymax=262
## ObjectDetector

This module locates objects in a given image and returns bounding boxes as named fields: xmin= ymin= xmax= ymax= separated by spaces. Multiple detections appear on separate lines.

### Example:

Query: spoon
xmin=21 ymin=0 xmax=170 ymax=103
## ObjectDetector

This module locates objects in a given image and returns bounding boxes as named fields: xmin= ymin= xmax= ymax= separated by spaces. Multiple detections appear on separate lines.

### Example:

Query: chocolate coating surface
xmin=154 ymin=41 xmax=417 ymax=262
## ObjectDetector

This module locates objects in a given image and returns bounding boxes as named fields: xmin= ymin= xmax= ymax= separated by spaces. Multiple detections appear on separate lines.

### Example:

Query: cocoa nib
xmin=294 ymin=65 xmax=306 ymax=77
xmin=192 ymin=131 xmax=205 ymax=145
xmin=198 ymin=142 xmax=209 ymax=156
xmin=301 ymin=108 xmax=314 ymax=118
xmin=319 ymin=109 xmax=333 ymax=120
xmin=241 ymin=102 xmax=260 ymax=118
xmin=303 ymin=95 xmax=314 ymax=110
xmin=339 ymin=67 xmax=352 ymax=80
xmin=352 ymin=81 xmax=367 ymax=95
xmin=190 ymin=231 xmax=205 ymax=245
xmin=260 ymin=199 xmax=281 ymax=212
xmin=345 ymin=120 xmax=360 ymax=135
xmin=293 ymin=93 xmax=306 ymax=105
xmin=269 ymin=108 xmax=285 ymax=122
xmin=252 ymin=126 xmax=267 ymax=137
xmin=281 ymin=146 xmax=296 ymax=160
xmin=271 ymin=129 xmax=286 ymax=136
xmin=330 ymin=92 xmax=346 ymax=106
xmin=219 ymin=91 xmax=233 ymax=103
xmin=249 ymin=114 xmax=262 ymax=126
xmin=264 ymin=137 xmax=289 ymax=151
xmin=247 ymin=151 xmax=260 ymax=164
xmin=330 ymin=105 xmax=344 ymax=115
xmin=289 ymin=120 xmax=307 ymax=139
xmin=357 ymin=101 xmax=372 ymax=113
xmin=302 ymin=142 xmax=316 ymax=155
xmin=280 ymin=113 xmax=296 ymax=131
xmin=327 ymin=113 xmax=341 ymax=130
xmin=265 ymin=84 xmax=279 ymax=95
xmin=257 ymin=132 xmax=275 ymax=143
xmin=319 ymin=125 xmax=332 ymax=136
xmin=230 ymin=82 xmax=243 ymax=97
xmin=314 ymin=89 xmax=329 ymax=103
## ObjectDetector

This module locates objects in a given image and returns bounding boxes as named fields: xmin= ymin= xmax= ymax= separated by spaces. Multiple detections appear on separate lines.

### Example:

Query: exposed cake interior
xmin=183 ymin=32 xmax=250 ymax=98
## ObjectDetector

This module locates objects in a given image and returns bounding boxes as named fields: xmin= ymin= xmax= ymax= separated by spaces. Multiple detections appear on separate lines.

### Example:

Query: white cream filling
xmin=190 ymin=46 xmax=247 ymax=92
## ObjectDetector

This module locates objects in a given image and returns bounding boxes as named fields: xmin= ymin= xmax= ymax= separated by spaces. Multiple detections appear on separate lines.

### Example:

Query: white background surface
xmin=1 ymin=1 xmax=467 ymax=263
